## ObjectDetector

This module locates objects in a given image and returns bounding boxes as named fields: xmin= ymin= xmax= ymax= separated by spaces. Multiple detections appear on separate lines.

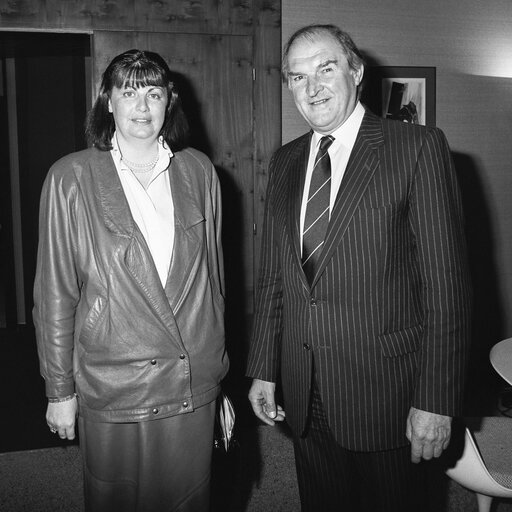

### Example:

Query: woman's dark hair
xmin=85 ymin=49 xmax=189 ymax=151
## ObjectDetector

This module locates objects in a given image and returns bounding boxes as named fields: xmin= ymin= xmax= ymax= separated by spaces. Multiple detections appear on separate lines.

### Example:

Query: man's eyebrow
xmin=287 ymin=58 xmax=339 ymax=76
xmin=318 ymin=59 xmax=338 ymax=69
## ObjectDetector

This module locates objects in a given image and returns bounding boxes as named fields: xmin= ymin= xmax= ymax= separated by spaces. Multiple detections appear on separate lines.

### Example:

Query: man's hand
xmin=46 ymin=396 xmax=77 ymax=440
xmin=248 ymin=379 xmax=286 ymax=426
xmin=406 ymin=407 xmax=452 ymax=463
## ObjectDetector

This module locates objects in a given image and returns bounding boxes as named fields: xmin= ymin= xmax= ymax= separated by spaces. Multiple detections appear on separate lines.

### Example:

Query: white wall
xmin=282 ymin=0 xmax=512 ymax=345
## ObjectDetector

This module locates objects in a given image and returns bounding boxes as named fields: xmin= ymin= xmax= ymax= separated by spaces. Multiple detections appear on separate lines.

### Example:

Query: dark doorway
xmin=0 ymin=31 xmax=90 ymax=452
xmin=1 ymin=31 xmax=90 ymax=327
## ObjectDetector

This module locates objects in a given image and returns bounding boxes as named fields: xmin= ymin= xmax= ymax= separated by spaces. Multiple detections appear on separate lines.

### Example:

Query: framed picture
xmin=362 ymin=66 xmax=436 ymax=126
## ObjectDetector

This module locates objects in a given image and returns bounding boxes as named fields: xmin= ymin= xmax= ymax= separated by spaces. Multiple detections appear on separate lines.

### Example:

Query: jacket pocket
xmin=378 ymin=324 xmax=422 ymax=358
xmin=78 ymin=295 xmax=107 ymax=345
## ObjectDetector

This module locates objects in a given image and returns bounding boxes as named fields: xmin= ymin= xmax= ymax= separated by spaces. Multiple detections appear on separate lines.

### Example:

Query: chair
xmin=445 ymin=338 xmax=512 ymax=512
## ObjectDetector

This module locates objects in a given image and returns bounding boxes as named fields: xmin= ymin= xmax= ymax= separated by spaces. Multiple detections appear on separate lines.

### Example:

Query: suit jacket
xmin=33 ymin=147 xmax=228 ymax=423
xmin=247 ymin=109 xmax=472 ymax=451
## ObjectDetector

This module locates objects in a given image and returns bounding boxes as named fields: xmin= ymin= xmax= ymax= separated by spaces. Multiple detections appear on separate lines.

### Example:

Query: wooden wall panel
xmin=252 ymin=0 xmax=282 ymax=283
xmin=45 ymin=0 xmax=135 ymax=31
xmin=0 ymin=0 xmax=43 ymax=29
xmin=134 ymin=0 xmax=253 ymax=35
xmin=0 ymin=0 xmax=254 ymax=34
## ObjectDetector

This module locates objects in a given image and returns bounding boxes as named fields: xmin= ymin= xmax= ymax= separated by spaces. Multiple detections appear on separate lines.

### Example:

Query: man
xmin=247 ymin=24 xmax=472 ymax=511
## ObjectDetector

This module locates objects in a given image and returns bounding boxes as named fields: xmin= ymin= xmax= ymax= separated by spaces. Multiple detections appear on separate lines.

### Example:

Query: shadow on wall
xmin=172 ymin=69 xmax=255 ymax=414
xmin=452 ymin=152 xmax=506 ymax=416
xmin=361 ymin=52 xmax=506 ymax=416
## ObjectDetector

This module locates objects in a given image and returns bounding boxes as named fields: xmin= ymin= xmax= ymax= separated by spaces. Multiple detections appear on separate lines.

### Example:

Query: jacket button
xmin=179 ymin=354 xmax=186 ymax=360
xmin=303 ymin=343 xmax=311 ymax=350
xmin=150 ymin=359 xmax=157 ymax=365
xmin=152 ymin=408 xmax=159 ymax=414
xmin=182 ymin=401 xmax=189 ymax=408
xmin=310 ymin=298 xmax=317 ymax=306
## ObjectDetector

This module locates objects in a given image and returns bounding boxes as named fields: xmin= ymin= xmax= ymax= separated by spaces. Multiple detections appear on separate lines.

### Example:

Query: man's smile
xmin=310 ymin=98 xmax=330 ymax=106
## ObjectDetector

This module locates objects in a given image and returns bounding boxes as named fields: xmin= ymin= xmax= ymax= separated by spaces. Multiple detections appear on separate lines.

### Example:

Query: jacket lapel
xmin=310 ymin=111 xmax=384 ymax=287
xmin=286 ymin=133 xmax=312 ymax=268
xmin=95 ymin=149 xmax=138 ymax=237
xmin=164 ymin=154 xmax=205 ymax=311
xmin=94 ymin=150 xmax=180 ymax=336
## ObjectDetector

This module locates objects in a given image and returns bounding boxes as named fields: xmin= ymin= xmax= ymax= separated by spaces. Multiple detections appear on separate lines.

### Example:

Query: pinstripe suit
xmin=247 ymin=108 xmax=472 ymax=453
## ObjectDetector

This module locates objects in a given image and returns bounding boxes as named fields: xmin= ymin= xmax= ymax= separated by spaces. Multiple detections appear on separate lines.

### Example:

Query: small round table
xmin=490 ymin=337 xmax=512 ymax=386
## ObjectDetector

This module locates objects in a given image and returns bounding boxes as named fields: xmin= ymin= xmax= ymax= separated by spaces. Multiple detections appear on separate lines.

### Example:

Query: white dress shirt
xmin=300 ymin=101 xmax=365 ymax=253
xmin=111 ymin=135 xmax=174 ymax=287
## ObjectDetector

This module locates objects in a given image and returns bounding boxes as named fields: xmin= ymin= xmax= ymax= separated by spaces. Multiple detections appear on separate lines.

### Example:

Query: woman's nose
xmin=136 ymin=96 xmax=149 ymax=111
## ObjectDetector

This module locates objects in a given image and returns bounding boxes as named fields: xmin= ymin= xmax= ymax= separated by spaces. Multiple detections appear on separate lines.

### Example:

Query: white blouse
xmin=111 ymin=135 xmax=174 ymax=287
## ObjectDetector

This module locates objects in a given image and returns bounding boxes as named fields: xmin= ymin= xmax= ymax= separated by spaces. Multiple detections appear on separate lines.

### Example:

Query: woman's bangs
xmin=115 ymin=65 xmax=166 ymax=90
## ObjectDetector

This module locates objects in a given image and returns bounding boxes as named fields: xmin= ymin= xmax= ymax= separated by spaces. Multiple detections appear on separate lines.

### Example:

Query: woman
xmin=33 ymin=49 xmax=228 ymax=511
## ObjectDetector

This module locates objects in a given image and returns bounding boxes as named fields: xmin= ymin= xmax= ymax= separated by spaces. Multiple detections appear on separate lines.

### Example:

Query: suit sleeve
xmin=246 ymin=155 xmax=284 ymax=383
xmin=409 ymin=127 xmax=472 ymax=416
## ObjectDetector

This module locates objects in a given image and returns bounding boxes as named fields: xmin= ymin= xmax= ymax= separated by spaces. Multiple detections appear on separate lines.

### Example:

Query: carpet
xmin=1 ymin=424 xmax=512 ymax=512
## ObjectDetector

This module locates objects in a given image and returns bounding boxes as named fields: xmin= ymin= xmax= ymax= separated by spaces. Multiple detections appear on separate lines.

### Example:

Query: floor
xmin=1 ymin=325 xmax=511 ymax=512
xmin=0 ymin=326 xmax=76 ymax=453
xmin=2 ymin=425 xmax=512 ymax=512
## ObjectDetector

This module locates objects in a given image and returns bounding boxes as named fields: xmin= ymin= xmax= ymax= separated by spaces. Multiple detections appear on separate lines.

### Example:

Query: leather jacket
xmin=33 ymin=147 xmax=228 ymax=423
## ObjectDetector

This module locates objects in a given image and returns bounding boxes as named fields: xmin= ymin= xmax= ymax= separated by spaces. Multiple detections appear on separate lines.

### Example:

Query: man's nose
xmin=306 ymin=76 xmax=322 ymax=96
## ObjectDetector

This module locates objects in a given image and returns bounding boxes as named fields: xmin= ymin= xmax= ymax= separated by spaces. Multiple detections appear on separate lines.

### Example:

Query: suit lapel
xmin=286 ymin=133 xmax=312 ymax=268
xmin=310 ymin=111 xmax=384 ymax=287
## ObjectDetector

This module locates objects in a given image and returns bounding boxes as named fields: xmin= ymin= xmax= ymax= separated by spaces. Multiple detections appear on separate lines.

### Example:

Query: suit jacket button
xmin=183 ymin=401 xmax=189 ymax=408
xmin=152 ymin=408 xmax=159 ymax=414
xmin=179 ymin=354 xmax=186 ymax=360
xmin=303 ymin=343 xmax=310 ymax=350
xmin=310 ymin=298 xmax=317 ymax=306
xmin=151 ymin=359 xmax=157 ymax=365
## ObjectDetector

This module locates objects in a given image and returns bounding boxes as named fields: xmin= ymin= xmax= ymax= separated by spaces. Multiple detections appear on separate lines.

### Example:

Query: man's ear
xmin=353 ymin=64 xmax=364 ymax=87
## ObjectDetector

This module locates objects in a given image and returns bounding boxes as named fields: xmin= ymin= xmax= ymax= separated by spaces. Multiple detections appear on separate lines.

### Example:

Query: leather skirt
xmin=78 ymin=400 xmax=216 ymax=512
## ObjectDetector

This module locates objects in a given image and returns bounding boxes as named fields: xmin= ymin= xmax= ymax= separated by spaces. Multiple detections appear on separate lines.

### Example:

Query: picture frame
xmin=362 ymin=66 xmax=436 ymax=126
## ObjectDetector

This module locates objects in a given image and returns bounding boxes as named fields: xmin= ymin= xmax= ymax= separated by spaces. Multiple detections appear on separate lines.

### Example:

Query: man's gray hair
xmin=281 ymin=24 xmax=365 ymax=82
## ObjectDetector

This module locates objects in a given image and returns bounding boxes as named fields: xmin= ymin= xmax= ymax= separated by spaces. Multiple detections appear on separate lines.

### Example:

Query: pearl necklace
xmin=121 ymin=154 xmax=159 ymax=174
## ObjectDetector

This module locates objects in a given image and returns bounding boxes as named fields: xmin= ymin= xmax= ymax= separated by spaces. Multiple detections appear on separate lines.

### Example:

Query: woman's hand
xmin=46 ymin=396 xmax=78 ymax=440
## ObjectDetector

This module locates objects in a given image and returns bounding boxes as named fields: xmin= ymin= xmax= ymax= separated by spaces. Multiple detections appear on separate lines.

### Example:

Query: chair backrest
xmin=446 ymin=417 xmax=512 ymax=498
xmin=470 ymin=417 xmax=512 ymax=490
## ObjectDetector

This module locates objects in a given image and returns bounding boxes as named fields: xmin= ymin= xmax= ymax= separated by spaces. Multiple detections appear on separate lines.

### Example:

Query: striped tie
xmin=302 ymin=135 xmax=334 ymax=284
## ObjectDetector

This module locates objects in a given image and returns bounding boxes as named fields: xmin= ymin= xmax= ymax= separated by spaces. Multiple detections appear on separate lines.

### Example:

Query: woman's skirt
xmin=78 ymin=400 xmax=216 ymax=512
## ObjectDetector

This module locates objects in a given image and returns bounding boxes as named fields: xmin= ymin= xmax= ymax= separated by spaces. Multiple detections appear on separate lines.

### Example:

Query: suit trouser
xmin=292 ymin=382 xmax=427 ymax=512
xmin=79 ymin=400 xmax=216 ymax=512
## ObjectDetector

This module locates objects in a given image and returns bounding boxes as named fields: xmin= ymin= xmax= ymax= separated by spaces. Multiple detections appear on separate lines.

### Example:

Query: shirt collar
xmin=311 ymin=101 xmax=365 ymax=152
